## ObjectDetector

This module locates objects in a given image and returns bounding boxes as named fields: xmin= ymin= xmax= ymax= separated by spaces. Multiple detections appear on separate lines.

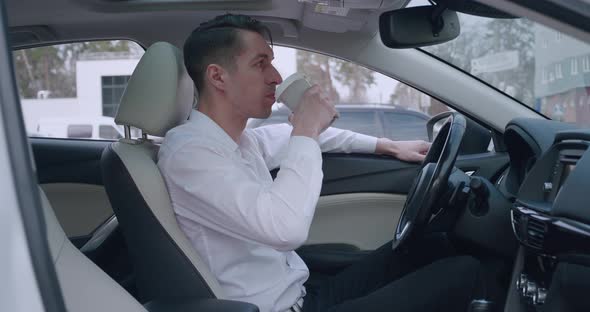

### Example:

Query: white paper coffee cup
xmin=275 ymin=73 xmax=312 ymax=112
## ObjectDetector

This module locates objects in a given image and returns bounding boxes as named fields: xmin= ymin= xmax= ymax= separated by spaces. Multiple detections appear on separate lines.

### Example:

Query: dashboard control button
xmin=543 ymin=182 xmax=553 ymax=192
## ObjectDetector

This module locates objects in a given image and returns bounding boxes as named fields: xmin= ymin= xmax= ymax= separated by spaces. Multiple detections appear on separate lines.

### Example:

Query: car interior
xmin=3 ymin=0 xmax=590 ymax=311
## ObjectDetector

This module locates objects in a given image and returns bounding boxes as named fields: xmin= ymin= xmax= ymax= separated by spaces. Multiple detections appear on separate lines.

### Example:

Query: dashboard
xmin=499 ymin=118 xmax=590 ymax=311
xmin=512 ymin=131 xmax=590 ymax=253
xmin=502 ymin=118 xmax=578 ymax=197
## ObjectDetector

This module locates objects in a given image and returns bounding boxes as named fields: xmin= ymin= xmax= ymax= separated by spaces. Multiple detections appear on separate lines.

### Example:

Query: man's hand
xmin=376 ymin=138 xmax=431 ymax=163
xmin=290 ymin=85 xmax=338 ymax=140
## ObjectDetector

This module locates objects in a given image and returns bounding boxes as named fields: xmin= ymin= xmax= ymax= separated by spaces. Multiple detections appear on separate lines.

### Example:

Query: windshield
xmin=421 ymin=13 xmax=590 ymax=126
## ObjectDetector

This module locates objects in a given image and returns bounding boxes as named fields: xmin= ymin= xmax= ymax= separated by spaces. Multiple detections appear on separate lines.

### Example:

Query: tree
xmin=296 ymin=50 xmax=375 ymax=104
xmin=423 ymin=16 xmax=535 ymax=107
xmin=479 ymin=18 xmax=535 ymax=106
xmin=296 ymin=51 xmax=340 ymax=103
xmin=389 ymin=83 xmax=449 ymax=115
xmin=13 ymin=40 xmax=139 ymax=99
xmin=333 ymin=61 xmax=375 ymax=103
xmin=389 ymin=83 xmax=416 ymax=107
xmin=14 ymin=45 xmax=64 ymax=98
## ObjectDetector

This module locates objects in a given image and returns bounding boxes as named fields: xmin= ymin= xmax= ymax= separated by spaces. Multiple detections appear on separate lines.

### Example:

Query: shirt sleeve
xmin=162 ymin=137 xmax=323 ymax=251
xmin=250 ymin=123 xmax=378 ymax=170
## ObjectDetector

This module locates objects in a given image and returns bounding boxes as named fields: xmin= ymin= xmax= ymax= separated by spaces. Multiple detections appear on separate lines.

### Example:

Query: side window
xmin=253 ymin=47 xmax=453 ymax=142
xmin=382 ymin=112 xmax=429 ymax=141
xmin=332 ymin=111 xmax=382 ymax=137
xmin=67 ymin=125 xmax=92 ymax=138
xmin=14 ymin=40 xmax=144 ymax=140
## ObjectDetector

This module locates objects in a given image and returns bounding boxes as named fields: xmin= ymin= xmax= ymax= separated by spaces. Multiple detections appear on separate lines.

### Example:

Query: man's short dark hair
xmin=183 ymin=14 xmax=272 ymax=93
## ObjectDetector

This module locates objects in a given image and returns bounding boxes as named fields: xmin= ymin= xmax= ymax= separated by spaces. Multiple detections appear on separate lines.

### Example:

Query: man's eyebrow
xmin=250 ymin=53 xmax=274 ymax=62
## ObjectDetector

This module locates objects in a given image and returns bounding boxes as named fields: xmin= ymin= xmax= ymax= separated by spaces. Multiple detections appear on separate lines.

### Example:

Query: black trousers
xmin=301 ymin=236 xmax=484 ymax=312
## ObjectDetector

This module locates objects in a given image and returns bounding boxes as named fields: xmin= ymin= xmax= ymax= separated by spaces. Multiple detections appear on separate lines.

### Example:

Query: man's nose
xmin=268 ymin=65 xmax=283 ymax=85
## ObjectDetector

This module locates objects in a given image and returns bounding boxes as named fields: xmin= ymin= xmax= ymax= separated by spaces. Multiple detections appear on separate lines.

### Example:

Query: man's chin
xmin=260 ymin=110 xmax=272 ymax=119
xmin=258 ymin=105 xmax=273 ymax=119
xmin=249 ymin=99 xmax=274 ymax=119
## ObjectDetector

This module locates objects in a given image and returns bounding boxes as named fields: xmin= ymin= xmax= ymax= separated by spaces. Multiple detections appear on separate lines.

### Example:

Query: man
xmin=158 ymin=14 xmax=482 ymax=312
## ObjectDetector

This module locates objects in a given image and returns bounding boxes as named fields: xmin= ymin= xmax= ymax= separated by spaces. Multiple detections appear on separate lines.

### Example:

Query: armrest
xmin=144 ymin=298 xmax=259 ymax=312
xmin=297 ymin=244 xmax=370 ymax=274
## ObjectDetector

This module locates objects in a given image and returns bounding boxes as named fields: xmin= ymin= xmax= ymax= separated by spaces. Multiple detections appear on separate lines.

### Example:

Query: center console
xmin=505 ymin=130 xmax=590 ymax=312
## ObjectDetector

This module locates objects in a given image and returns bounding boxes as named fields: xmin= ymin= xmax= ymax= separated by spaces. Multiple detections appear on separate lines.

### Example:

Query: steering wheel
xmin=392 ymin=112 xmax=466 ymax=250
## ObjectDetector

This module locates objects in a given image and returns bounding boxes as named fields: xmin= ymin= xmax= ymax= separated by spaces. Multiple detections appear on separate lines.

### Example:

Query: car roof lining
xmin=6 ymin=0 xmax=409 ymax=49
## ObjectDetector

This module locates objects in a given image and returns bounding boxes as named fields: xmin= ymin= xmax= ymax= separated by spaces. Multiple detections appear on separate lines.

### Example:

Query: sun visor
xmin=77 ymin=0 xmax=272 ymax=12
xmin=9 ymin=26 xmax=57 ymax=49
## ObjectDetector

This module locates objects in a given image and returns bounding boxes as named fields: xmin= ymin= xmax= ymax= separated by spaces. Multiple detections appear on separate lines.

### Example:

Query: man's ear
xmin=205 ymin=64 xmax=227 ymax=91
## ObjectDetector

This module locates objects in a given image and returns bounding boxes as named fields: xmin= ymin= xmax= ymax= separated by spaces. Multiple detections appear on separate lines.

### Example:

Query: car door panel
xmin=320 ymin=153 xmax=421 ymax=195
xmin=307 ymin=193 xmax=405 ymax=250
xmin=41 ymin=183 xmax=113 ymax=246
xmin=31 ymin=138 xmax=111 ymax=240
xmin=299 ymin=154 xmax=417 ymax=274
xmin=30 ymin=138 xmax=136 ymax=294
xmin=32 ymin=138 xmax=107 ymax=184
xmin=310 ymin=153 xmax=420 ymax=255
xmin=302 ymin=151 xmax=509 ymax=274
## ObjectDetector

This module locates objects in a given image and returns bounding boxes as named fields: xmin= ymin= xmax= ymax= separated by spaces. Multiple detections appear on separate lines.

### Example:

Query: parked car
xmin=249 ymin=104 xmax=431 ymax=141
xmin=36 ymin=116 xmax=154 ymax=141
xmin=36 ymin=116 xmax=126 ymax=140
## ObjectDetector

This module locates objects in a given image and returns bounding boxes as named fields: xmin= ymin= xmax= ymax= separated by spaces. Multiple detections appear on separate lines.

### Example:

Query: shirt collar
xmin=187 ymin=110 xmax=239 ymax=151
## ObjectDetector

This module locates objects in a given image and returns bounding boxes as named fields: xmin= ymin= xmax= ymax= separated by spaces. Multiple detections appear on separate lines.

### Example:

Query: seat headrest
xmin=115 ymin=42 xmax=194 ymax=137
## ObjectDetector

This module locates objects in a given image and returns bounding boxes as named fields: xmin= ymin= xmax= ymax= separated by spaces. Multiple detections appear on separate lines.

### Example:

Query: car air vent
xmin=526 ymin=217 xmax=547 ymax=249
xmin=512 ymin=209 xmax=522 ymax=233
xmin=561 ymin=154 xmax=581 ymax=163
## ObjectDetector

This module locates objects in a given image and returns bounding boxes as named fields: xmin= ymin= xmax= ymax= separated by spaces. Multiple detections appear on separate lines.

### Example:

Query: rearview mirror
xmin=379 ymin=5 xmax=460 ymax=49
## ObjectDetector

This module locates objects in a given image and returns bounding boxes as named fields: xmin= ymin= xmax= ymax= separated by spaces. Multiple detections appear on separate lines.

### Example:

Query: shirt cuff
xmin=350 ymin=133 xmax=378 ymax=153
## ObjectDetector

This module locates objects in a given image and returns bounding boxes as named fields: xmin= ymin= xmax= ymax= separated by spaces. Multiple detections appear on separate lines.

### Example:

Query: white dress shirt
xmin=158 ymin=110 xmax=377 ymax=312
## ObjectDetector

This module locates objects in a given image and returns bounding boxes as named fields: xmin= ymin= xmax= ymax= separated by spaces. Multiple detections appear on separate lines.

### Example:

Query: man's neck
xmin=197 ymin=95 xmax=247 ymax=143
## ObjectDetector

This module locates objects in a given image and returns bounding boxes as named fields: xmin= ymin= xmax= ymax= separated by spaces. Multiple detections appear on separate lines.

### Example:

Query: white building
xmin=21 ymin=47 xmax=298 ymax=136
xmin=21 ymin=52 xmax=140 ymax=135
